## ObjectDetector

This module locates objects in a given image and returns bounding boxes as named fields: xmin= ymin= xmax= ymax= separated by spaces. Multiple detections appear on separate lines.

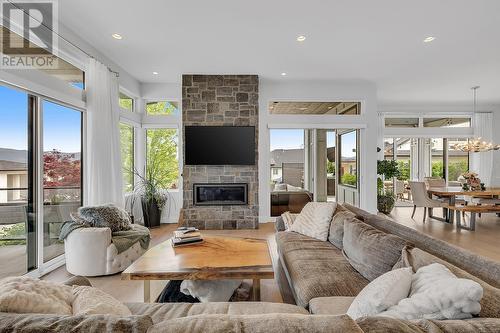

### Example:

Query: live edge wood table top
xmin=122 ymin=235 xmax=274 ymax=302
xmin=427 ymin=186 xmax=500 ymax=197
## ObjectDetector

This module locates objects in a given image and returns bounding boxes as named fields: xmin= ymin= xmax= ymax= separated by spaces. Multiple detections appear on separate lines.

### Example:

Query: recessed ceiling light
xmin=281 ymin=72 xmax=287 ymax=76
xmin=152 ymin=71 xmax=159 ymax=75
xmin=296 ymin=35 xmax=306 ymax=42
xmin=112 ymin=33 xmax=123 ymax=40
xmin=423 ymin=36 xmax=435 ymax=43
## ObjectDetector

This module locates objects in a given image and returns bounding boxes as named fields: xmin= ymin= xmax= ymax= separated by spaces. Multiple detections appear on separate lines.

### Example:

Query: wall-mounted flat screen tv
xmin=185 ymin=126 xmax=255 ymax=165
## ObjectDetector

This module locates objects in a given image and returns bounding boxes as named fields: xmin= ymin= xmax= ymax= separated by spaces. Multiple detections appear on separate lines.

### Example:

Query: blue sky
xmin=0 ymin=85 xmax=81 ymax=153
xmin=270 ymin=129 xmax=355 ymax=157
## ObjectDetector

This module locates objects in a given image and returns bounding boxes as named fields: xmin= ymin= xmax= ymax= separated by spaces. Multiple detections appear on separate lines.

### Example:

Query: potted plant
xmin=377 ymin=160 xmax=401 ymax=214
xmin=132 ymin=154 xmax=170 ymax=228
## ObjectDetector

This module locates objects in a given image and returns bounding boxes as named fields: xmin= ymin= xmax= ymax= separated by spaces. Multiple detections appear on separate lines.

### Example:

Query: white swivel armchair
xmin=409 ymin=181 xmax=447 ymax=222
xmin=64 ymin=227 xmax=146 ymax=277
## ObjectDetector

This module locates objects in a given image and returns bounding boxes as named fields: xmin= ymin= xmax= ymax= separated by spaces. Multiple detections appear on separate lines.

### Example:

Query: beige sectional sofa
xmin=1 ymin=204 xmax=500 ymax=332
xmin=275 ymin=203 xmax=500 ymax=332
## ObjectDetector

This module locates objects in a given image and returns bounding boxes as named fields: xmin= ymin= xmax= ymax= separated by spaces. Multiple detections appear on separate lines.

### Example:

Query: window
xmin=269 ymin=129 xmax=305 ymax=188
xmin=384 ymin=138 xmax=394 ymax=160
xmin=448 ymin=138 xmax=469 ymax=182
xmin=146 ymin=101 xmax=179 ymax=115
xmin=429 ymin=138 xmax=444 ymax=178
xmin=42 ymin=100 xmax=82 ymax=262
xmin=119 ymin=92 xmax=134 ymax=111
xmin=146 ymin=129 xmax=179 ymax=189
xmin=339 ymin=131 xmax=357 ymax=187
xmin=120 ymin=123 xmax=134 ymax=192
xmin=269 ymin=102 xmax=360 ymax=115
xmin=385 ymin=118 xmax=419 ymax=128
xmin=423 ymin=117 xmax=471 ymax=128
xmin=2 ymin=26 xmax=84 ymax=90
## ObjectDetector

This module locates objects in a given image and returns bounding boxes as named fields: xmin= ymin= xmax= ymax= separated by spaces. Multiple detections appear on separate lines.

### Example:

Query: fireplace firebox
xmin=193 ymin=183 xmax=248 ymax=206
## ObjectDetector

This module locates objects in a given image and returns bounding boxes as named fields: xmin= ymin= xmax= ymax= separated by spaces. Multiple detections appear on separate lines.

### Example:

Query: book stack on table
xmin=172 ymin=227 xmax=203 ymax=247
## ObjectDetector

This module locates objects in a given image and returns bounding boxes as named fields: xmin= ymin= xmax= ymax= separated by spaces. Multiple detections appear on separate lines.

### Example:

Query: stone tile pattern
xmin=182 ymin=75 xmax=259 ymax=229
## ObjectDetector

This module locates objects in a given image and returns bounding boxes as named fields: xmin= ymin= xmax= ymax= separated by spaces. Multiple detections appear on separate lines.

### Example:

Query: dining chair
xmin=424 ymin=177 xmax=446 ymax=187
xmin=409 ymin=181 xmax=447 ymax=222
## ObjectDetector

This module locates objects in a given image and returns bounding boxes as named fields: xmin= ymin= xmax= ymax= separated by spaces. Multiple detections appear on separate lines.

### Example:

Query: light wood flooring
xmin=43 ymin=208 xmax=500 ymax=303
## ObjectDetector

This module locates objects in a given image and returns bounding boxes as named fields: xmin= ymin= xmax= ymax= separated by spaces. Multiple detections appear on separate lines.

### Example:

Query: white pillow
xmin=0 ymin=276 xmax=74 ymax=315
xmin=347 ymin=267 xmax=412 ymax=319
xmin=72 ymin=286 xmax=132 ymax=316
xmin=288 ymin=202 xmax=337 ymax=241
xmin=379 ymin=263 xmax=483 ymax=320
xmin=281 ymin=211 xmax=297 ymax=230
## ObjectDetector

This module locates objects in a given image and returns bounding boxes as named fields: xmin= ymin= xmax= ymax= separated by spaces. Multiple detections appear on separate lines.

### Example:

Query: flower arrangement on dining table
xmin=458 ymin=171 xmax=486 ymax=191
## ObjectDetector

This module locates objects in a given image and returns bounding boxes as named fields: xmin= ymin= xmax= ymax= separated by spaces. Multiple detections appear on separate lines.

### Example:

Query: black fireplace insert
xmin=193 ymin=183 xmax=248 ymax=206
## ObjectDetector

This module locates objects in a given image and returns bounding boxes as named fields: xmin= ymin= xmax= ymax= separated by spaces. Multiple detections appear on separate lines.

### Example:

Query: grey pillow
xmin=328 ymin=210 xmax=357 ymax=249
xmin=78 ymin=204 xmax=132 ymax=232
xmin=342 ymin=218 xmax=407 ymax=281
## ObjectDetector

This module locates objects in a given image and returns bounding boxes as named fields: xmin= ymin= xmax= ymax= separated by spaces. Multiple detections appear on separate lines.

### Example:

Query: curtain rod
xmin=6 ymin=0 xmax=120 ymax=77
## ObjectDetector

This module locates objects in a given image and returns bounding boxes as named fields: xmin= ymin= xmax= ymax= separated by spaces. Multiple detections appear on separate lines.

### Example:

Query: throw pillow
xmin=400 ymin=246 xmax=500 ymax=318
xmin=346 ymin=267 xmax=413 ymax=319
xmin=288 ymin=202 xmax=337 ymax=241
xmin=328 ymin=210 xmax=356 ymax=249
xmin=281 ymin=211 xmax=297 ymax=230
xmin=72 ymin=286 xmax=132 ymax=316
xmin=379 ymin=263 xmax=483 ymax=320
xmin=286 ymin=184 xmax=303 ymax=191
xmin=342 ymin=219 xmax=407 ymax=281
xmin=78 ymin=204 xmax=132 ymax=232
xmin=0 ymin=277 xmax=73 ymax=315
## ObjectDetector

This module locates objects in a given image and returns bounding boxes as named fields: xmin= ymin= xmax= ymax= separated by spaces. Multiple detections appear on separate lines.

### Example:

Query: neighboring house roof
xmin=0 ymin=160 xmax=27 ymax=171
xmin=270 ymin=149 xmax=304 ymax=166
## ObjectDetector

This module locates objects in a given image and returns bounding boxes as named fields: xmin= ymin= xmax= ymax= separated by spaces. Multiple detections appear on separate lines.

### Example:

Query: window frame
xmin=338 ymin=129 xmax=359 ymax=188
xmin=119 ymin=91 xmax=135 ymax=112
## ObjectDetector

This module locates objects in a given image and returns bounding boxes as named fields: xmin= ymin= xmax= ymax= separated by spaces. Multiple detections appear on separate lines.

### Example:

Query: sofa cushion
xmin=72 ymin=286 xmax=132 ymax=316
xmin=126 ymin=302 xmax=308 ymax=324
xmin=147 ymin=314 xmax=363 ymax=333
xmin=276 ymin=231 xmax=369 ymax=308
xmin=347 ymin=267 xmax=413 ymax=320
xmin=401 ymin=246 xmax=500 ymax=318
xmin=342 ymin=218 xmax=407 ymax=281
xmin=289 ymin=202 xmax=337 ymax=241
xmin=328 ymin=210 xmax=357 ymax=249
xmin=0 ymin=312 xmax=153 ymax=333
xmin=309 ymin=297 xmax=355 ymax=315
xmin=356 ymin=316 xmax=500 ymax=333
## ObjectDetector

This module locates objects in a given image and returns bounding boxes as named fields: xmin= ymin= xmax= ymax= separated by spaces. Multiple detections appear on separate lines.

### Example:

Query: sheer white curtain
xmin=470 ymin=112 xmax=493 ymax=186
xmin=85 ymin=59 xmax=124 ymax=207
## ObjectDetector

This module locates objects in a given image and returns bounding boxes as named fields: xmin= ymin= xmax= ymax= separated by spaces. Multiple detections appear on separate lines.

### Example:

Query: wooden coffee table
xmin=122 ymin=235 xmax=274 ymax=302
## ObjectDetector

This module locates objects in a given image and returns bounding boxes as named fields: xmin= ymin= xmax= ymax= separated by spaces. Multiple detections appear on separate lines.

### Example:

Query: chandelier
xmin=451 ymin=138 xmax=500 ymax=152
xmin=450 ymin=86 xmax=500 ymax=153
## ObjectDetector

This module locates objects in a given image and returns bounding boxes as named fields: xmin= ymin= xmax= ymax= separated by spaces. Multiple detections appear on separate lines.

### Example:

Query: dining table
xmin=427 ymin=186 xmax=500 ymax=223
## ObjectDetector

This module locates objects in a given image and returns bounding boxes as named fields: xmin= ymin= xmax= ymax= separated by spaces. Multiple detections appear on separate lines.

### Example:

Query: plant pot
xmin=377 ymin=194 xmax=395 ymax=215
xmin=141 ymin=197 xmax=161 ymax=228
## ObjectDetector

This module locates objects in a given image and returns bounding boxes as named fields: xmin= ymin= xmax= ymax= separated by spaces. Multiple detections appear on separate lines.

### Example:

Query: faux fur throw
xmin=77 ymin=204 xmax=132 ymax=232
xmin=379 ymin=263 xmax=483 ymax=320
xmin=0 ymin=277 xmax=74 ymax=315
xmin=180 ymin=280 xmax=242 ymax=303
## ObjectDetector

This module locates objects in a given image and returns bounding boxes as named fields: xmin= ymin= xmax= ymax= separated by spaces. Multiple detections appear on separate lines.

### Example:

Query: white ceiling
xmin=58 ymin=0 xmax=500 ymax=104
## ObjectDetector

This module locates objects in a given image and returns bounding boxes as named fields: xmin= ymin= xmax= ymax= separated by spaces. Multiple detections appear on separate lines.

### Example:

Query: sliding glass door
xmin=42 ymin=101 xmax=82 ymax=263
xmin=0 ymin=83 xmax=83 ymax=278
xmin=0 ymin=85 xmax=36 ymax=278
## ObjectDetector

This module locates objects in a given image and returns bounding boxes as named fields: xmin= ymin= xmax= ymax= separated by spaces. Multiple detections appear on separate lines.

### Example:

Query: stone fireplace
xmin=182 ymin=75 xmax=259 ymax=229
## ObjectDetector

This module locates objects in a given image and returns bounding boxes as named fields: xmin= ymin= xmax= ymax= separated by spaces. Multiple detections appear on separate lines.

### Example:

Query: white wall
xmin=259 ymin=79 xmax=379 ymax=222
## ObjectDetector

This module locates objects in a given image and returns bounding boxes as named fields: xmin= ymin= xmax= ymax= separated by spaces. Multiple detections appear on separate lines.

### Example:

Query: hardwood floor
xmin=387 ymin=206 xmax=500 ymax=262
xmin=43 ymin=208 xmax=500 ymax=304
